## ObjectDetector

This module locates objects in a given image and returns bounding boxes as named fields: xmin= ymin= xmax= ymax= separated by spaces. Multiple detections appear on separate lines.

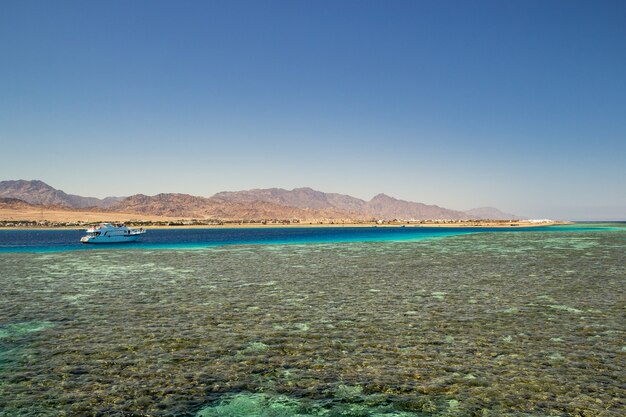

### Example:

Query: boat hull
xmin=80 ymin=235 xmax=141 ymax=244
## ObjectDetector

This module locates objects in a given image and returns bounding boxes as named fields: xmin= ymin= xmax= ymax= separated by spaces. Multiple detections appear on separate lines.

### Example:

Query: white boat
xmin=80 ymin=223 xmax=146 ymax=244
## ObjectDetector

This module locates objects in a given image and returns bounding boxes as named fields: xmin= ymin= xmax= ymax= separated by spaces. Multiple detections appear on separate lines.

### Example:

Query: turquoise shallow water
xmin=0 ymin=224 xmax=624 ymax=416
xmin=0 ymin=223 xmax=617 ymax=253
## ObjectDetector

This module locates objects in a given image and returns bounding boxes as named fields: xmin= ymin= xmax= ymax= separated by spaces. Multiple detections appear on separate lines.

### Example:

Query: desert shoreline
xmin=0 ymin=220 xmax=572 ymax=230
xmin=0 ymin=205 xmax=572 ymax=229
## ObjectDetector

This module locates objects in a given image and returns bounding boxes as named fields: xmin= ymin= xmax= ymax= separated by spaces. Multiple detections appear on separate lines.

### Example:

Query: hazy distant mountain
xmin=464 ymin=207 xmax=524 ymax=220
xmin=365 ymin=193 xmax=469 ymax=220
xmin=0 ymin=180 xmax=123 ymax=208
xmin=213 ymin=187 xmax=367 ymax=213
xmin=0 ymin=180 xmax=522 ymax=220
xmin=109 ymin=193 xmax=211 ymax=217
xmin=110 ymin=192 xmax=354 ymax=220
xmin=213 ymin=187 xmax=367 ymax=212
xmin=213 ymin=188 xmax=470 ymax=220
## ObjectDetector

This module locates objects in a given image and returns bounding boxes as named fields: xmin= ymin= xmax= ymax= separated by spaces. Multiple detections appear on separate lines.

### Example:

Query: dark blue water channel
xmin=0 ymin=224 xmax=611 ymax=253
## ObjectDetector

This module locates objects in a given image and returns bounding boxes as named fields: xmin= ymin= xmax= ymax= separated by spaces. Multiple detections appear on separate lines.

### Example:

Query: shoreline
xmin=0 ymin=220 xmax=573 ymax=230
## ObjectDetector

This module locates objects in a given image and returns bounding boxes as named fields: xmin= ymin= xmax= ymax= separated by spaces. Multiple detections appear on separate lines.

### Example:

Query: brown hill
xmin=0 ymin=180 xmax=523 ymax=221
xmin=365 ymin=194 xmax=469 ymax=220
xmin=213 ymin=187 xmax=366 ymax=212
xmin=0 ymin=196 xmax=177 ymax=223
xmin=214 ymin=188 xmax=468 ymax=220
xmin=0 ymin=197 xmax=36 ymax=209
xmin=0 ymin=180 xmax=122 ymax=208
xmin=464 ymin=207 xmax=524 ymax=220
xmin=110 ymin=193 xmax=356 ymax=220
xmin=109 ymin=193 xmax=211 ymax=217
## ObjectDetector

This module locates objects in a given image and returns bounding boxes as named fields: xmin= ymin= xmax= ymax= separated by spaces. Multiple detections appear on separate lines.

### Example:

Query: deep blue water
xmin=0 ymin=224 xmax=613 ymax=253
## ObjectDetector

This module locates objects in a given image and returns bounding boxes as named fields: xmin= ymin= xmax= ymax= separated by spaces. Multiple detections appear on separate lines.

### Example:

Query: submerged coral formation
xmin=0 ymin=227 xmax=624 ymax=416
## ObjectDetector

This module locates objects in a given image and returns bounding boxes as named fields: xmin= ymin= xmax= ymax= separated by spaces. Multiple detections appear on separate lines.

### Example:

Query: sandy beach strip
xmin=0 ymin=205 xmax=572 ymax=229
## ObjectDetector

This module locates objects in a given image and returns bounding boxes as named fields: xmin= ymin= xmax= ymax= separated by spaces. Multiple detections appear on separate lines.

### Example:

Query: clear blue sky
xmin=1 ymin=0 xmax=625 ymax=220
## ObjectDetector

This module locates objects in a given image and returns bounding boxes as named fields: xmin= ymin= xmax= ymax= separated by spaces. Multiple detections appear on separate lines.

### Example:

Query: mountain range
xmin=0 ymin=180 xmax=522 ymax=221
xmin=0 ymin=180 xmax=123 ymax=208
